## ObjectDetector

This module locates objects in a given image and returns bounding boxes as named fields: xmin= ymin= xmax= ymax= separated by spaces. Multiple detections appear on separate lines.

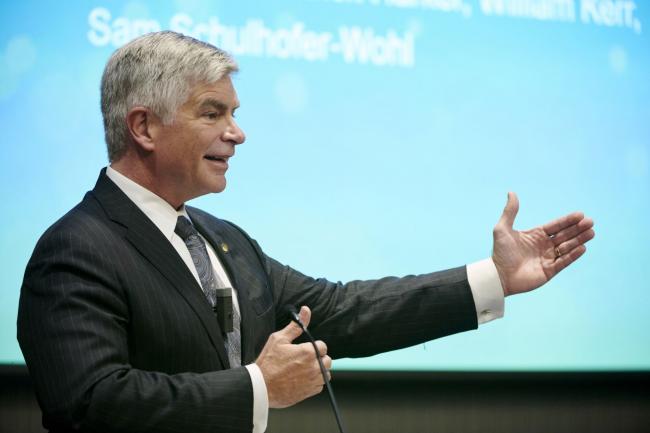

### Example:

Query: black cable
xmin=287 ymin=306 xmax=348 ymax=433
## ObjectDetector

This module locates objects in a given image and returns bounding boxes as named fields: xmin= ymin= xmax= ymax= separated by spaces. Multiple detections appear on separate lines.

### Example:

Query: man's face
xmin=153 ymin=75 xmax=245 ymax=206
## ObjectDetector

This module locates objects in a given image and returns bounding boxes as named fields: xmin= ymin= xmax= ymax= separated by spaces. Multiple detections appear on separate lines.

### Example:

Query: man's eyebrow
xmin=198 ymin=98 xmax=240 ymax=112
xmin=198 ymin=98 xmax=228 ymax=111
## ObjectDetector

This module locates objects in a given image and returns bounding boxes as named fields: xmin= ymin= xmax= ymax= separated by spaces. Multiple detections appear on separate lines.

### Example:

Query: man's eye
xmin=203 ymin=112 xmax=219 ymax=119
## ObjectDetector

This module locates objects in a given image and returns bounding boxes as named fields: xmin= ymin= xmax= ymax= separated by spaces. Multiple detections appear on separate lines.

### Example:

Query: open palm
xmin=492 ymin=193 xmax=595 ymax=296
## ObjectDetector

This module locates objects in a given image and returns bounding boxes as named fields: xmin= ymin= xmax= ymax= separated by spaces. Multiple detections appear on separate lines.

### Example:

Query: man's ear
xmin=125 ymin=106 xmax=159 ymax=153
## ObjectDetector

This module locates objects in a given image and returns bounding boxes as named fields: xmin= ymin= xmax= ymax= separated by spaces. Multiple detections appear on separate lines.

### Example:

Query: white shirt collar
xmin=105 ymin=166 xmax=189 ymax=241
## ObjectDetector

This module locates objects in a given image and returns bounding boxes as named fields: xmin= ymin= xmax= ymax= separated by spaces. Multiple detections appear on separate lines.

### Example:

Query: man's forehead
xmin=189 ymin=76 xmax=239 ymax=106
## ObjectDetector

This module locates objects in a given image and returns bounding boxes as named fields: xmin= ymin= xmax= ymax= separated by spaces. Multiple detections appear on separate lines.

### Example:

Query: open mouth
xmin=204 ymin=155 xmax=227 ymax=162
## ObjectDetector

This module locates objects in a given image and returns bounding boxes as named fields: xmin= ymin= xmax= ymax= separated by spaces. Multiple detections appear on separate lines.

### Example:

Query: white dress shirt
xmin=106 ymin=165 xmax=504 ymax=433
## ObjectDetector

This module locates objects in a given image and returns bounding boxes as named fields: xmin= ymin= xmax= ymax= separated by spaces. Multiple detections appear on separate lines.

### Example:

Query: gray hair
xmin=101 ymin=31 xmax=238 ymax=162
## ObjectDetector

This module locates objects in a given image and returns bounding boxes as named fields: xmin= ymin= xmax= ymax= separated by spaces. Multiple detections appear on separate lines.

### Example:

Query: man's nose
xmin=224 ymin=120 xmax=246 ymax=145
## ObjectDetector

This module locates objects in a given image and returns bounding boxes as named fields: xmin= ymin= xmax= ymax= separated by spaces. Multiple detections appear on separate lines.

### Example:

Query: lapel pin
xmin=220 ymin=242 xmax=229 ymax=254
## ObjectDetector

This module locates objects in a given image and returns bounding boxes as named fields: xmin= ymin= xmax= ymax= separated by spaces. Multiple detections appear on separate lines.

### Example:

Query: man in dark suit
xmin=17 ymin=31 xmax=595 ymax=433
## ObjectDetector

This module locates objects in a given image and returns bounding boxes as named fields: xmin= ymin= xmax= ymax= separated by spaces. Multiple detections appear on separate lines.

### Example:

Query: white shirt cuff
xmin=245 ymin=363 xmax=269 ymax=433
xmin=466 ymin=258 xmax=505 ymax=324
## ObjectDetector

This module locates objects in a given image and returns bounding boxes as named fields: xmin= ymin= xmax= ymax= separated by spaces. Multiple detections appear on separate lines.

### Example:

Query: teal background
xmin=1 ymin=0 xmax=648 ymax=370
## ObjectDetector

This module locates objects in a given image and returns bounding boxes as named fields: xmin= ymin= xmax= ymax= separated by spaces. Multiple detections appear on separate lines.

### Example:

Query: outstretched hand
xmin=492 ymin=192 xmax=595 ymax=296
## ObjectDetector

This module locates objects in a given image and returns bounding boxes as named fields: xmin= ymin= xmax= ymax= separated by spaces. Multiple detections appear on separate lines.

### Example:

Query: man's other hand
xmin=492 ymin=192 xmax=595 ymax=296
xmin=255 ymin=306 xmax=332 ymax=408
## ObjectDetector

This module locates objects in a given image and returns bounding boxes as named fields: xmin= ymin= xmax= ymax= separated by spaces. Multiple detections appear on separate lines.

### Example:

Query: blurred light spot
xmin=5 ymin=36 xmax=37 ymax=76
xmin=274 ymin=72 xmax=309 ymax=114
xmin=0 ymin=60 xmax=19 ymax=101
xmin=608 ymin=45 xmax=627 ymax=75
xmin=0 ymin=35 xmax=37 ymax=100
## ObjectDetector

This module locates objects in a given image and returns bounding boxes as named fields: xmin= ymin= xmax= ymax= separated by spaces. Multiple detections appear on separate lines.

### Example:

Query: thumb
xmin=297 ymin=305 xmax=311 ymax=329
xmin=498 ymin=192 xmax=519 ymax=229
xmin=277 ymin=306 xmax=311 ymax=343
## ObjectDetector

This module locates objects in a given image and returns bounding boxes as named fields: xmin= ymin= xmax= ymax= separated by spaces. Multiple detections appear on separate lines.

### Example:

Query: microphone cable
xmin=286 ymin=305 xmax=348 ymax=433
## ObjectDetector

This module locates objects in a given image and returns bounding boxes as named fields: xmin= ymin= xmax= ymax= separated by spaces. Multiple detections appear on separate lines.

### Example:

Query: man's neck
xmin=110 ymin=159 xmax=185 ymax=210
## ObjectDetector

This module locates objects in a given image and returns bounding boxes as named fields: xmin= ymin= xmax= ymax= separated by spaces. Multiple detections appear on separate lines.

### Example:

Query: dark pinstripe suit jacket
xmin=17 ymin=169 xmax=478 ymax=433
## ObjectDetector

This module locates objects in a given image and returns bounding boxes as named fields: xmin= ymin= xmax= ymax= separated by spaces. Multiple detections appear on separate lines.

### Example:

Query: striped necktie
xmin=174 ymin=215 xmax=241 ymax=367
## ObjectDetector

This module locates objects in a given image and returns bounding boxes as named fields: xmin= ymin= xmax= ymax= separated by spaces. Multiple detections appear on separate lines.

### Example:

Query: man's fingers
xmin=275 ymin=321 xmax=303 ymax=343
xmin=314 ymin=340 xmax=328 ymax=357
xmin=322 ymin=355 xmax=332 ymax=370
xmin=543 ymin=211 xmax=585 ymax=237
xmin=298 ymin=305 xmax=311 ymax=330
xmin=497 ymin=192 xmax=519 ymax=229
xmin=555 ymin=229 xmax=595 ymax=256
xmin=552 ymin=244 xmax=587 ymax=275
xmin=276 ymin=306 xmax=311 ymax=342
xmin=550 ymin=217 xmax=594 ymax=245
xmin=316 ymin=356 xmax=333 ymax=384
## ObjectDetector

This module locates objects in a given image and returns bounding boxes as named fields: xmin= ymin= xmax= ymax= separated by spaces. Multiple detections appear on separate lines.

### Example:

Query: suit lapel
xmin=91 ymin=170 xmax=231 ymax=369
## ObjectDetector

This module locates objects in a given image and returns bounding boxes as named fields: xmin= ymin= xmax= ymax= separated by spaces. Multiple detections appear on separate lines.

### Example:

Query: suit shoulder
xmin=31 ymin=191 xmax=115 ymax=255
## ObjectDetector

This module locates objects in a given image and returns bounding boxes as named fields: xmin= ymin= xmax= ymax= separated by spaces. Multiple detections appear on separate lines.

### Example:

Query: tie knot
xmin=175 ymin=216 xmax=198 ymax=241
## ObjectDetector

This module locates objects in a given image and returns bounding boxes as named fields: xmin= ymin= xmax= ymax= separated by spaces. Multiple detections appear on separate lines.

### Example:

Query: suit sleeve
xmin=17 ymin=222 xmax=254 ymax=433
xmin=226 ymin=224 xmax=479 ymax=360
xmin=270 ymin=259 xmax=479 ymax=358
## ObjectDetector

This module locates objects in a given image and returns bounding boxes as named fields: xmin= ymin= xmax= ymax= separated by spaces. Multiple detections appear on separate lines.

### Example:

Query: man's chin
xmin=210 ymin=178 xmax=227 ymax=194
xmin=189 ymin=177 xmax=227 ymax=200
